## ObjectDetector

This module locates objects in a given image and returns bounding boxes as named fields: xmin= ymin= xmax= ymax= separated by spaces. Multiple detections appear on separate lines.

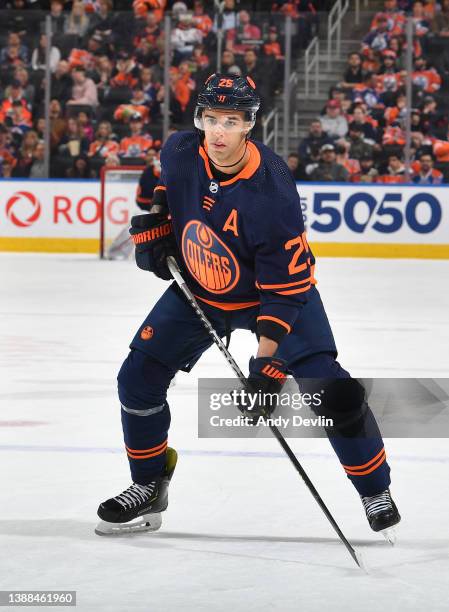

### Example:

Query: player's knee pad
xmin=292 ymin=353 xmax=367 ymax=436
xmin=117 ymin=349 xmax=176 ymax=414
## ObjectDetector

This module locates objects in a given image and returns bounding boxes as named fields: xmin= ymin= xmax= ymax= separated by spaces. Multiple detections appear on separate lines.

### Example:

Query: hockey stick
xmin=166 ymin=256 xmax=365 ymax=570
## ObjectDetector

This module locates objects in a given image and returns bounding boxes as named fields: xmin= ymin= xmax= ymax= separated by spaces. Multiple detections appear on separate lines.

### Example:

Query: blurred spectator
xmin=110 ymin=51 xmax=139 ymax=89
xmin=264 ymin=27 xmax=283 ymax=59
xmin=88 ymin=121 xmax=119 ymax=157
xmin=220 ymin=49 xmax=242 ymax=76
xmin=347 ymin=122 xmax=374 ymax=159
xmin=104 ymin=153 xmax=120 ymax=167
xmin=7 ymin=100 xmax=33 ymax=136
xmin=431 ymin=0 xmax=449 ymax=39
xmin=412 ymin=1 xmax=431 ymax=44
xmin=412 ymin=55 xmax=441 ymax=95
xmin=298 ymin=119 xmax=334 ymax=164
xmin=363 ymin=14 xmax=391 ymax=53
xmin=134 ymin=11 xmax=161 ymax=50
xmin=412 ymin=152 xmax=443 ymax=183
xmin=13 ymin=67 xmax=35 ymax=105
xmin=351 ymin=153 xmax=379 ymax=183
xmin=286 ymin=152 xmax=305 ymax=180
xmin=119 ymin=113 xmax=153 ymax=158
xmin=66 ymin=154 xmax=96 ymax=178
xmin=0 ymin=80 xmax=31 ymax=123
xmin=169 ymin=62 xmax=196 ymax=124
xmin=67 ymin=66 xmax=98 ymax=107
xmin=0 ymin=125 xmax=16 ymax=176
xmin=242 ymin=49 xmax=265 ymax=91
xmin=59 ymin=117 xmax=89 ymax=157
xmin=65 ymin=1 xmax=91 ymax=37
xmin=352 ymin=72 xmax=382 ymax=109
xmin=29 ymin=142 xmax=46 ymax=178
xmin=51 ymin=60 xmax=73 ymax=106
xmin=348 ymin=106 xmax=378 ymax=142
xmin=371 ymin=1 xmax=406 ymax=36
xmin=77 ymin=111 xmax=94 ymax=142
xmin=213 ymin=0 xmax=238 ymax=33
xmin=49 ymin=99 xmax=66 ymax=150
xmin=31 ymin=35 xmax=61 ymax=73
xmin=320 ymin=100 xmax=348 ymax=139
xmin=335 ymin=142 xmax=361 ymax=178
xmin=340 ymin=52 xmax=364 ymax=90
xmin=310 ymin=144 xmax=349 ymax=182
xmin=192 ymin=1 xmax=213 ymax=36
xmin=0 ymin=158 xmax=14 ymax=178
xmin=50 ymin=0 xmax=66 ymax=35
xmin=226 ymin=10 xmax=262 ymax=56
xmin=88 ymin=0 xmax=114 ymax=39
xmin=171 ymin=14 xmax=203 ymax=65
xmin=68 ymin=47 xmax=94 ymax=70
xmin=384 ymin=91 xmax=408 ymax=125
xmin=12 ymin=130 xmax=39 ymax=177
xmin=139 ymin=66 xmax=162 ymax=117
xmin=378 ymin=152 xmax=406 ymax=183
xmin=0 ymin=32 xmax=28 ymax=65
xmin=133 ymin=0 xmax=166 ymax=22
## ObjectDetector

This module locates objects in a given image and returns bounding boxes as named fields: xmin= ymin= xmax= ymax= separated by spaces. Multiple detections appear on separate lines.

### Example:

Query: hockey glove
xmin=129 ymin=213 xmax=178 ymax=281
xmin=240 ymin=356 xmax=288 ymax=423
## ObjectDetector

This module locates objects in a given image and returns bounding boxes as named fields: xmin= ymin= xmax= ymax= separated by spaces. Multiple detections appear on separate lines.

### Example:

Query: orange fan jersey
xmin=412 ymin=69 xmax=441 ymax=93
xmin=376 ymin=72 xmax=403 ymax=94
xmin=114 ymin=105 xmax=150 ymax=122
xmin=133 ymin=0 xmax=166 ymax=22
xmin=377 ymin=173 xmax=406 ymax=184
xmin=119 ymin=135 xmax=154 ymax=158
xmin=88 ymin=140 xmax=120 ymax=158
xmin=433 ymin=140 xmax=449 ymax=162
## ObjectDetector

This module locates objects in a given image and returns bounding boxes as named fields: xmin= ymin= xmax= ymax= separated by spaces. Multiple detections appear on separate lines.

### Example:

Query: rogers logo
xmin=6 ymin=191 xmax=42 ymax=227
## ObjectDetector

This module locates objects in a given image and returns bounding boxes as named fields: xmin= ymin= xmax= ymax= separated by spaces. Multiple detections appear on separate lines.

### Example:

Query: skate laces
xmin=361 ymin=489 xmax=392 ymax=518
xmin=115 ymin=482 xmax=156 ymax=509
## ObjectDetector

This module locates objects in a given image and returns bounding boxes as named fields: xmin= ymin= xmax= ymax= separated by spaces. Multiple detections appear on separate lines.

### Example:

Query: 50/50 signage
xmin=298 ymin=185 xmax=447 ymax=244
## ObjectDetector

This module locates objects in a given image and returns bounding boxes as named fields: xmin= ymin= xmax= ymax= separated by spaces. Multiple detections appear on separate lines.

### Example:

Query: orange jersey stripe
xmin=256 ymin=315 xmax=291 ymax=334
xmin=126 ymin=441 xmax=168 ymax=460
xmin=344 ymin=451 xmax=386 ymax=476
xmin=256 ymin=276 xmax=313 ymax=290
xmin=154 ymin=185 xmax=167 ymax=192
xmin=275 ymin=284 xmax=311 ymax=296
xmin=125 ymin=439 xmax=167 ymax=454
xmin=342 ymin=447 xmax=385 ymax=471
xmin=195 ymin=294 xmax=260 ymax=311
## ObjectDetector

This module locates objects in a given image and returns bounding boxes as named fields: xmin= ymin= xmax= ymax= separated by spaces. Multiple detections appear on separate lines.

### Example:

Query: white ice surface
xmin=1 ymin=254 xmax=449 ymax=612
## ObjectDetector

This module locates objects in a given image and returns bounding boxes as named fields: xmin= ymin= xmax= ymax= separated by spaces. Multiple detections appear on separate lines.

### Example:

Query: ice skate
xmin=95 ymin=447 xmax=177 ymax=536
xmin=361 ymin=488 xmax=401 ymax=545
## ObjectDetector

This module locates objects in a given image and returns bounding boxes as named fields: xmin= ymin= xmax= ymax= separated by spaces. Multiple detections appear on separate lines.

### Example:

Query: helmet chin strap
xmin=207 ymin=137 xmax=248 ymax=169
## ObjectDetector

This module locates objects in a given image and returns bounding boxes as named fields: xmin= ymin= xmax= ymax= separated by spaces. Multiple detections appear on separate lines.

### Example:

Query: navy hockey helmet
xmin=194 ymin=73 xmax=261 ymax=132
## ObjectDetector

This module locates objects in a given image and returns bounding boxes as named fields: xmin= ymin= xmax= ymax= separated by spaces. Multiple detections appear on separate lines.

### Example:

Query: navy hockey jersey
xmin=155 ymin=131 xmax=316 ymax=342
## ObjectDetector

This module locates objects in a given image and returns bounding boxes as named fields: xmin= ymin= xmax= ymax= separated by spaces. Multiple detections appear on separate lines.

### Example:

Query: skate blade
xmin=95 ymin=513 xmax=162 ymax=536
xmin=380 ymin=526 xmax=397 ymax=546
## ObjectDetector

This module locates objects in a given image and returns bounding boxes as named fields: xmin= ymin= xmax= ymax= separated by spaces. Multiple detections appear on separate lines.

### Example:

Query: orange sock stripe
xmin=341 ymin=447 xmax=385 ymax=471
xmin=126 ymin=441 xmax=168 ymax=460
xmin=344 ymin=451 xmax=386 ymax=476
xmin=125 ymin=439 xmax=167 ymax=454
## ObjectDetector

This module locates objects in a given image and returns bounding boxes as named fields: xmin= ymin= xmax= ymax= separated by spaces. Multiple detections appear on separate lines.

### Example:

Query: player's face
xmin=203 ymin=109 xmax=248 ymax=161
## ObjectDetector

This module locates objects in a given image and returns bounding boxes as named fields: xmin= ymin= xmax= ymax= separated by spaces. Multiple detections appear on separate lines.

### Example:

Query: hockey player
xmin=96 ymin=74 xmax=400 ymax=537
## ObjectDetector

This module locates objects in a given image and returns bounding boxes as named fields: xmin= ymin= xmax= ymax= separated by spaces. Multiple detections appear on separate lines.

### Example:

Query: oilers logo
xmin=182 ymin=220 xmax=240 ymax=294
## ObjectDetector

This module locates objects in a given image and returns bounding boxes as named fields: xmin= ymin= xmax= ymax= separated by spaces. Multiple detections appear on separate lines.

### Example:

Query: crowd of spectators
xmin=296 ymin=0 xmax=449 ymax=184
xmin=0 ymin=0 xmax=328 ymax=178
